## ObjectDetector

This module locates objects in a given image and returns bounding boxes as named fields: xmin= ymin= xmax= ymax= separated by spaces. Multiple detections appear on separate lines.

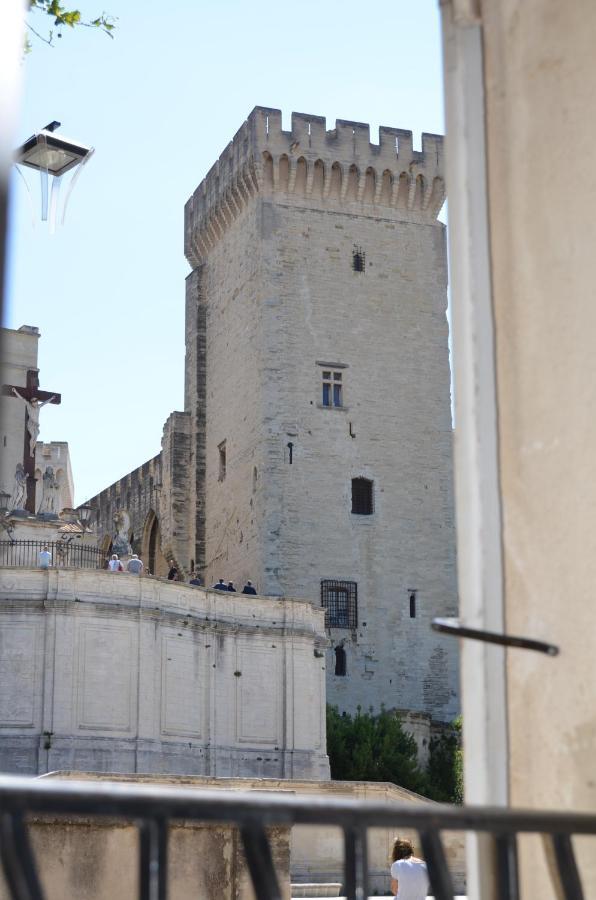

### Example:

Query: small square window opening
xmin=351 ymin=477 xmax=374 ymax=515
xmin=409 ymin=591 xmax=417 ymax=618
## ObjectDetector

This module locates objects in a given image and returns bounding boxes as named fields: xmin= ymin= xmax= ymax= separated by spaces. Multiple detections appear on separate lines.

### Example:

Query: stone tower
xmin=182 ymin=107 xmax=458 ymax=722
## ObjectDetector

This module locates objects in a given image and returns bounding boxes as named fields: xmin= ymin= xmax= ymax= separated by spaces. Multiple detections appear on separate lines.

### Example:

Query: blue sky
xmin=5 ymin=0 xmax=445 ymax=504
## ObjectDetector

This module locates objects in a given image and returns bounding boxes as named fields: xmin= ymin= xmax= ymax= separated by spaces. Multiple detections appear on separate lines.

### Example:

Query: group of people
xmin=211 ymin=578 xmax=257 ymax=595
xmin=107 ymin=553 xmax=144 ymax=574
xmin=105 ymin=554 xmax=258 ymax=594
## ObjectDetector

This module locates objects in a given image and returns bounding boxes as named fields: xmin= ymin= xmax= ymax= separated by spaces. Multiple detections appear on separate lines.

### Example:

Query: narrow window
xmin=321 ymin=580 xmax=358 ymax=629
xmin=218 ymin=440 xmax=227 ymax=481
xmin=352 ymin=246 xmax=365 ymax=273
xmin=351 ymin=478 xmax=373 ymax=515
xmin=334 ymin=646 xmax=347 ymax=676
xmin=322 ymin=369 xmax=343 ymax=407
xmin=409 ymin=591 xmax=417 ymax=618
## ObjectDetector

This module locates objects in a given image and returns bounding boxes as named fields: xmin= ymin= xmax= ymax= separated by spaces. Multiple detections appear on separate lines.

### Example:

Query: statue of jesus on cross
xmin=11 ymin=387 xmax=57 ymax=457
xmin=1 ymin=369 xmax=61 ymax=514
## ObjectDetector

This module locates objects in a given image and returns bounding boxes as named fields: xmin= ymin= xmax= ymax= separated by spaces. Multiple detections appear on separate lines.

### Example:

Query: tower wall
xmin=185 ymin=108 xmax=458 ymax=721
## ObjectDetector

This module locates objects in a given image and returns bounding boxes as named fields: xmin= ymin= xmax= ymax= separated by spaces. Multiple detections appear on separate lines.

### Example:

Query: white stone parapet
xmin=0 ymin=568 xmax=329 ymax=779
xmin=184 ymin=106 xmax=445 ymax=266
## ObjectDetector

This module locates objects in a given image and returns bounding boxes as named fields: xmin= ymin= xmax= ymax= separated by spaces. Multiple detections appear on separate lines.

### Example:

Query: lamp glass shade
xmin=17 ymin=131 xmax=91 ymax=177
xmin=78 ymin=504 xmax=93 ymax=526
xmin=0 ymin=491 xmax=11 ymax=514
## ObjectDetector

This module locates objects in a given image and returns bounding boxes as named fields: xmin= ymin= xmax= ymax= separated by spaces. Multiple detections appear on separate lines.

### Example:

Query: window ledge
xmin=316 ymin=404 xmax=349 ymax=412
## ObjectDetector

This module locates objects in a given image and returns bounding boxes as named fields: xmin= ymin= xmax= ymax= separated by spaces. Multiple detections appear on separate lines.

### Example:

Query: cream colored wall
xmin=26 ymin=772 xmax=466 ymax=895
xmin=0 ymin=816 xmax=290 ymax=900
xmin=0 ymin=567 xmax=329 ymax=780
xmin=0 ymin=326 xmax=40 ymax=501
xmin=443 ymin=0 xmax=596 ymax=895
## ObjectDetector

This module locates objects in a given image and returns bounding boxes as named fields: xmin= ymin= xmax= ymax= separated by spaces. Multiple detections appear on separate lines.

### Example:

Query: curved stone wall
xmin=0 ymin=568 xmax=329 ymax=779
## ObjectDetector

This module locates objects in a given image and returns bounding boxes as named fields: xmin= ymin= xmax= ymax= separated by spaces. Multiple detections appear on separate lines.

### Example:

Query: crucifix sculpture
xmin=1 ymin=369 xmax=61 ymax=514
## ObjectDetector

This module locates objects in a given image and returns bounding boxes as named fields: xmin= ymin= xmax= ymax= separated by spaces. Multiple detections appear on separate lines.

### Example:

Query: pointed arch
xmin=329 ymin=162 xmax=342 ymax=199
xmin=396 ymin=172 xmax=410 ymax=207
xmin=295 ymin=157 xmax=308 ymax=195
xmin=141 ymin=509 xmax=168 ymax=577
xmin=413 ymin=173 xmax=425 ymax=209
xmin=380 ymin=169 xmax=393 ymax=205
xmin=363 ymin=167 xmax=376 ymax=204
xmin=261 ymin=151 xmax=274 ymax=189
xmin=346 ymin=164 xmax=359 ymax=201
xmin=278 ymin=154 xmax=289 ymax=191
xmin=312 ymin=159 xmax=325 ymax=199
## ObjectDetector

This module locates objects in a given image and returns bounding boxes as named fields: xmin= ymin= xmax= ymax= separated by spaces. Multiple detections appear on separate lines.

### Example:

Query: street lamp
xmin=15 ymin=122 xmax=94 ymax=228
xmin=77 ymin=503 xmax=93 ymax=533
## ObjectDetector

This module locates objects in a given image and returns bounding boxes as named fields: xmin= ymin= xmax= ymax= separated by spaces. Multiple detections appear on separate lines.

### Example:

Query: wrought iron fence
xmin=0 ymin=540 xmax=105 ymax=570
xmin=0 ymin=774 xmax=594 ymax=900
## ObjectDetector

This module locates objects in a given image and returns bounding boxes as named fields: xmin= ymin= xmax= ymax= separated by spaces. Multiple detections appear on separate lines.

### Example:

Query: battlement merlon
xmin=185 ymin=107 xmax=446 ymax=267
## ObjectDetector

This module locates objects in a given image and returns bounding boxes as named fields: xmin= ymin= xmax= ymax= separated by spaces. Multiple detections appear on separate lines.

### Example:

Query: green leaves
xmin=27 ymin=1 xmax=116 ymax=50
xmin=326 ymin=705 xmax=463 ymax=804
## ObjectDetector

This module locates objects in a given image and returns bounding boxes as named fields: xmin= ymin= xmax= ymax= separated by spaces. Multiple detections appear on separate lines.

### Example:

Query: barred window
xmin=351 ymin=477 xmax=373 ymax=515
xmin=321 ymin=579 xmax=358 ymax=628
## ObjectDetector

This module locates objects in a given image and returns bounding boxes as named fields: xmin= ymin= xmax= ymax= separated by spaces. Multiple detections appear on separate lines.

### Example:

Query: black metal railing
xmin=0 ymin=540 xmax=105 ymax=570
xmin=0 ymin=775 xmax=594 ymax=900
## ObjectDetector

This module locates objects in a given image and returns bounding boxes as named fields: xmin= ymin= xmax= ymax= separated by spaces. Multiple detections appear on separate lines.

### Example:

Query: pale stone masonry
xmin=89 ymin=107 xmax=459 ymax=725
xmin=0 ymin=567 xmax=329 ymax=779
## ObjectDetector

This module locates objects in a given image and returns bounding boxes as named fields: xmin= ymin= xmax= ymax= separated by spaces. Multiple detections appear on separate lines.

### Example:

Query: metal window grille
xmin=352 ymin=246 xmax=365 ymax=272
xmin=321 ymin=579 xmax=357 ymax=628
xmin=351 ymin=478 xmax=373 ymax=515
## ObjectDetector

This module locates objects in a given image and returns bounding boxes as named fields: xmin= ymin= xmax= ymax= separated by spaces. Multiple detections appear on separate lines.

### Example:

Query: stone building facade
xmin=0 ymin=567 xmax=328 ymax=779
xmin=89 ymin=107 xmax=459 ymax=724
xmin=1 ymin=325 xmax=74 ymax=517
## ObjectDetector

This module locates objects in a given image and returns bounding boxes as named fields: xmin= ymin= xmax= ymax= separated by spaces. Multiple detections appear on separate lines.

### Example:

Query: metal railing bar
xmin=551 ymin=833 xmax=585 ymax=900
xmin=495 ymin=833 xmax=520 ymax=900
xmin=419 ymin=829 xmax=454 ymax=900
xmin=3 ymin=776 xmax=596 ymax=837
xmin=343 ymin=828 xmax=356 ymax=900
xmin=341 ymin=825 xmax=368 ymax=900
xmin=138 ymin=820 xmax=151 ymax=900
xmin=155 ymin=819 xmax=167 ymax=900
xmin=0 ymin=813 xmax=44 ymax=900
xmin=137 ymin=819 xmax=167 ymax=900
xmin=240 ymin=823 xmax=282 ymax=900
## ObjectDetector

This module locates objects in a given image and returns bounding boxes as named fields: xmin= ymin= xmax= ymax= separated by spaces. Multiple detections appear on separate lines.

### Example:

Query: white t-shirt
xmin=390 ymin=858 xmax=429 ymax=900
xmin=38 ymin=550 xmax=51 ymax=568
xmin=108 ymin=559 xmax=122 ymax=572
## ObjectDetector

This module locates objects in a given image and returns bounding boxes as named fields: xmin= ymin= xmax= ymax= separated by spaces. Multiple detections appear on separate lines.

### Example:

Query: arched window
xmin=351 ymin=477 xmax=373 ymax=515
xmin=334 ymin=646 xmax=347 ymax=676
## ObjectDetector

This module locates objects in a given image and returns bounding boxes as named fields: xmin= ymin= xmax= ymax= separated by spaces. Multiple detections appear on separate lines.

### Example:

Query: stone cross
xmin=1 ymin=369 xmax=61 ymax=514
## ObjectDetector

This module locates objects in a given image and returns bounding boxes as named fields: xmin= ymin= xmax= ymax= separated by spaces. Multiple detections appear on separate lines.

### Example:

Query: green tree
xmin=26 ymin=1 xmax=115 ymax=50
xmin=326 ymin=705 xmax=428 ymax=795
xmin=326 ymin=706 xmax=464 ymax=804
xmin=426 ymin=716 xmax=463 ymax=804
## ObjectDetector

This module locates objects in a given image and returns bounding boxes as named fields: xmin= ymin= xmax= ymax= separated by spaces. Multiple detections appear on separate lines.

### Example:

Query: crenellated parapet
xmin=184 ymin=107 xmax=446 ymax=267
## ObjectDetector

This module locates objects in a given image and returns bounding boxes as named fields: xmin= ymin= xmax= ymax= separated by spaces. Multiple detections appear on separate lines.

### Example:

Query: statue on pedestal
xmin=112 ymin=508 xmax=132 ymax=557
xmin=10 ymin=464 xmax=27 ymax=512
xmin=39 ymin=466 xmax=60 ymax=517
